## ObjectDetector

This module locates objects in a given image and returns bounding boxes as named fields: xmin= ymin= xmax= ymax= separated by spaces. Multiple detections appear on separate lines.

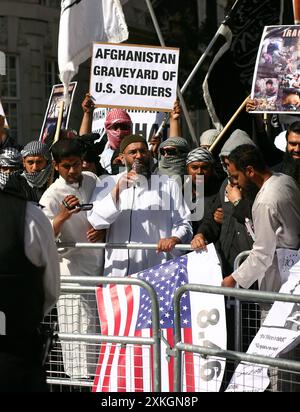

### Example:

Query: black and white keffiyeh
xmin=0 ymin=147 xmax=22 ymax=168
xmin=21 ymin=141 xmax=52 ymax=188
xmin=186 ymin=147 xmax=215 ymax=165
xmin=22 ymin=163 xmax=52 ymax=188
xmin=21 ymin=140 xmax=51 ymax=161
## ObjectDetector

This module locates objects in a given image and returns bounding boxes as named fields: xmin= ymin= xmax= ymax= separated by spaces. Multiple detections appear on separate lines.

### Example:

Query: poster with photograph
xmin=250 ymin=25 xmax=300 ymax=113
xmin=39 ymin=82 xmax=77 ymax=142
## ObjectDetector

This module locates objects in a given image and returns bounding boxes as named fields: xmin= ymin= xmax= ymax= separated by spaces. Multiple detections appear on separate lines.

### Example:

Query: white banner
xmin=92 ymin=107 xmax=166 ymax=141
xmin=226 ymin=252 xmax=300 ymax=392
xmin=90 ymin=43 xmax=179 ymax=112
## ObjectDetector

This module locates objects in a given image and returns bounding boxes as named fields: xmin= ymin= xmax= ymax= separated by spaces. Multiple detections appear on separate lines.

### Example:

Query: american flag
xmin=93 ymin=247 xmax=226 ymax=392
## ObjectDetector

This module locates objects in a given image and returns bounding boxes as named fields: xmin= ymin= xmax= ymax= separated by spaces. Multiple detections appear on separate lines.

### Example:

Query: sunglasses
xmin=110 ymin=123 xmax=131 ymax=131
xmin=160 ymin=148 xmax=178 ymax=156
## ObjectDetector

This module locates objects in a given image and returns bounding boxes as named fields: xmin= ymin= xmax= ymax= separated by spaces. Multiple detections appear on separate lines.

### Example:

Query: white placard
xmin=90 ymin=43 xmax=179 ymax=112
xmin=226 ymin=255 xmax=300 ymax=392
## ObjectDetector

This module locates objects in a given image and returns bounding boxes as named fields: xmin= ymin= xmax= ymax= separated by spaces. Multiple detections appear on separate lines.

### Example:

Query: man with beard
xmin=222 ymin=144 xmax=300 ymax=391
xmin=246 ymin=99 xmax=300 ymax=186
xmin=88 ymin=134 xmax=192 ymax=277
xmin=274 ymin=121 xmax=300 ymax=186
xmin=191 ymin=130 xmax=257 ymax=275
xmin=222 ymin=144 xmax=300 ymax=292
xmin=191 ymin=131 xmax=259 ymax=360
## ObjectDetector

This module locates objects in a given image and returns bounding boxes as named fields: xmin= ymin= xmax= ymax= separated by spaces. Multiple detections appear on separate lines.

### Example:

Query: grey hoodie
xmin=219 ymin=129 xmax=256 ymax=171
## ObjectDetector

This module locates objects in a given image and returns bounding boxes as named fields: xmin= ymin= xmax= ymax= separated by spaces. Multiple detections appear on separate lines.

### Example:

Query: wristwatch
xmin=233 ymin=199 xmax=241 ymax=207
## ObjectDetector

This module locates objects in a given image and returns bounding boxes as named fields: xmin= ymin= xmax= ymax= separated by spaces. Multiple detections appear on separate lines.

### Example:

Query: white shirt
xmin=88 ymin=173 xmax=193 ymax=277
xmin=233 ymin=173 xmax=300 ymax=292
xmin=25 ymin=201 xmax=60 ymax=314
xmin=40 ymin=171 xmax=104 ymax=277
xmin=100 ymin=143 xmax=114 ymax=174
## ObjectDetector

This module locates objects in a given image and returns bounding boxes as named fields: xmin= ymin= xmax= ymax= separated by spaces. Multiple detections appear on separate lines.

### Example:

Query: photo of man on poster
xmin=251 ymin=24 xmax=300 ymax=114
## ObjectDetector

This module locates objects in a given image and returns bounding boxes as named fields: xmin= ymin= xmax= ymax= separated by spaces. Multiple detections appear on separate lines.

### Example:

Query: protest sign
xmin=39 ymin=82 xmax=77 ymax=142
xmin=251 ymin=25 xmax=300 ymax=113
xmin=92 ymin=107 xmax=167 ymax=142
xmin=90 ymin=43 xmax=179 ymax=112
xmin=226 ymin=253 xmax=300 ymax=392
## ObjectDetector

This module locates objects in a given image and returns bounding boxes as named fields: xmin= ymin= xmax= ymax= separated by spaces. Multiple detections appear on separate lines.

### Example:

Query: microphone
xmin=131 ymin=159 xmax=144 ymax=174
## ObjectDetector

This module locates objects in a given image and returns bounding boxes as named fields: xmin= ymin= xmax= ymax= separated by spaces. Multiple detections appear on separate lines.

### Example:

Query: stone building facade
xmin=0 ymin=0 xmax=156 ymax=145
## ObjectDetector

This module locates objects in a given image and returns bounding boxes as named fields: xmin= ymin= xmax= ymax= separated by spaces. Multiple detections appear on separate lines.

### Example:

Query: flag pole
xmin=293 ymin=0 xmax=300 ymax=23
xmin=209 ymin=94 xmax=250 ymax=153
xmin=144 ymin=0 xmax=198 ymax=146
xmin=53 ymin=99 xmax=65 ymax=146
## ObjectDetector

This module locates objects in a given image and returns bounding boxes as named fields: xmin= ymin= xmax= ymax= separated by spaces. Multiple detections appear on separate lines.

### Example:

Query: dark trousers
xmin=0 ymin=352 xmax=48 ymax=392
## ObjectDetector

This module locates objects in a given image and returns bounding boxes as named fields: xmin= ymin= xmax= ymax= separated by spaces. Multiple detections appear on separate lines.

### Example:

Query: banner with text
xmin=226 ymin=251 xmax=300 ymax=392
xmin=90 ymin=43 xmax=179 ymax=112
xmin=92 ymin=107 xmax=167 ymax=142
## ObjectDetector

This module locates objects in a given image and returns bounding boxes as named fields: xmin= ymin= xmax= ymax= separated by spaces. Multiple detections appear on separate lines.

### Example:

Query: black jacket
xmin=197 ymin=179 xmax=254 ymax=273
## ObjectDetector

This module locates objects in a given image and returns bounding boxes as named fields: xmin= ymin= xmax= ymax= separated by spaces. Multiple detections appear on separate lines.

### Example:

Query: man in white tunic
xmin=40 ymin=138 xmax=104 ymax=379
xmin=88 ymin=135 xmax=193 ymax=277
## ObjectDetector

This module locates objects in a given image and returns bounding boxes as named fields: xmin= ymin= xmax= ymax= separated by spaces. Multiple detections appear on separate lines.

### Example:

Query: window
xmin=0 ymin=55 xmax=20 ymax=141
xmin=2 ymin=102 xmax=19 ymax=141
xmin=44 ymin=59 xmax=59 ymax=100
xmin=0 ymin=55 xmax=19 ymax=98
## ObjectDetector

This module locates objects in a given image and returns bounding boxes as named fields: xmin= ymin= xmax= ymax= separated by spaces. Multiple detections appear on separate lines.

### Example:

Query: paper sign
xmin=90 ymin=43 xmax=179 ymax=112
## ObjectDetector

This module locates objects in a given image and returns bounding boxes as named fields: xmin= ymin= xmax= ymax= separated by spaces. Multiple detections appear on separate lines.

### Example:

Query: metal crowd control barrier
xmin=58 ymin=242 xmax=193 ymax=251
xmin=173 ymin=284 xmax=300 ymax=392
xmin=233 ymin=250 xmax=251 ymax=352
xmin=46 ymin=276 xmax=161 ymax=391
xmin=46 ymin=242 xmax=194 ymax=392
xmin=47 ymin=242 xmax=300 ymax=391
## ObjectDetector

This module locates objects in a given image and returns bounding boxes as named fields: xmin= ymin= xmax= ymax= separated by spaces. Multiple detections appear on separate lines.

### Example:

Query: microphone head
xmin=131 ymin=159 xmax=144 ymax=174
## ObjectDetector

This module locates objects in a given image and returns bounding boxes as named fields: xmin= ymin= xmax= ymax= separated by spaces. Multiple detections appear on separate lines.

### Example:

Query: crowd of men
xmin=1 ymin=92 xmax=300 ymax=391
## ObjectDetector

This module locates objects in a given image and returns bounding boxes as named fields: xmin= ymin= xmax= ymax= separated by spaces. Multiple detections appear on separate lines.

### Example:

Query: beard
xmin=242 ymin=179 xmax=259 ymax=201
xmin=281 ymin=152 xmax=300 ymax=186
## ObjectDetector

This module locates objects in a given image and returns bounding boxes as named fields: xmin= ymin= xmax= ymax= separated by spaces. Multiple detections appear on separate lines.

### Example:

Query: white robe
xmin=88 ymin=173 xmax=193 ymax=277
xmin=40 ymin=171 xmax=104 ymax=379
xmin=40 ymin=171 xmax=104 ymax=277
